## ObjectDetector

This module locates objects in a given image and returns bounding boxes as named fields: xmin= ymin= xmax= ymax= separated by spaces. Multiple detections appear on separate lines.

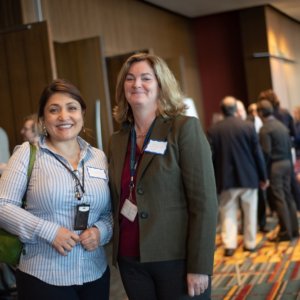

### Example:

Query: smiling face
xmin=43 ymin=93 xmax=84 ymax=143
xmin=124 ymin=60 xmax=159 ymax=113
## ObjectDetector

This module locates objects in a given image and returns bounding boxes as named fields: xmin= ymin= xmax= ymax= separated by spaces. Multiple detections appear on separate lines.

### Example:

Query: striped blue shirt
xmin=0 ymin=137 xmax=113 ymax=285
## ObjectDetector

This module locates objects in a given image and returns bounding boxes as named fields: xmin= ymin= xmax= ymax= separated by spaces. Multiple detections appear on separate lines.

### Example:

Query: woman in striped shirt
xmin=0 ymin=79 xmax=113 ymax=300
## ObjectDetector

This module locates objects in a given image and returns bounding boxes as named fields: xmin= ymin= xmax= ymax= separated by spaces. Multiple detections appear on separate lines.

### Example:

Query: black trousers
xmin=257 ymin=188 xmax=268 ymax=229
xmin=118 ymin=257 xmax=211 ymax=300
xmin=16 ymin=266 xmax=110 ymax=300
xmin=270 ymin=160 xmax=299 ymax=238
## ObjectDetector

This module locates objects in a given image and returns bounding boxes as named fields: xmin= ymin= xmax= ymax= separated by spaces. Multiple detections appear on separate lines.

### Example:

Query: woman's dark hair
xmin=257 ymin=89 xmax=280 ymax=109
xmin=38 ymin=79 xmax=87 ymax=119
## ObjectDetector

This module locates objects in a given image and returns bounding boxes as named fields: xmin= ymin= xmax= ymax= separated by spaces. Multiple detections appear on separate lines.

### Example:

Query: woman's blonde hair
xmin=113 ymin=53 xmax=186 ymax=124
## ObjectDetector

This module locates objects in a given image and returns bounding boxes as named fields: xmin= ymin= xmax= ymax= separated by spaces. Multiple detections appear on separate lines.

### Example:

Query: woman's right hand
xmin=52 ymin=227 xmax=80 ymax=256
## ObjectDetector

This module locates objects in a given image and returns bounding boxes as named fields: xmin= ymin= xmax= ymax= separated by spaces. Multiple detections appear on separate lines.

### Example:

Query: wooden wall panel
xmin=265 ymin=6 xmax=300 ymax=111
xmin=30 ymin=0 xmax=203 ymax=125
xmin=239 ymin=6 xmax=273 ymax=102
xmin=0 ymin=21 xmax=54 ymax=150
xmin=0 ymin=0 xmax=23 ymax=29
xmin=0 ymin=35 xmax=14 ymax=152
xmin=54 ymin=37 xmax=113 ymax=153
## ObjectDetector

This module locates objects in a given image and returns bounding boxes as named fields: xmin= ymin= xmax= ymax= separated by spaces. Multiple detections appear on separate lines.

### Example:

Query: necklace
xmin=136 ymin=133 xmax=146 ymax=139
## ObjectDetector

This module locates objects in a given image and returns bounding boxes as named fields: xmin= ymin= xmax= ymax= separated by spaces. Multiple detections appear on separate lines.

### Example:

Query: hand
xmin=296 ymin=173 xmax=300 ymax=184
xmin=52 ymin=227 xmax=80 ymax=256
xmin=260 ymin=179 xmax=270 ymax=190
xmin=80 ymin=227 xmax=100 ymax=251
xmin=187 ymin=273 xmax=209 ymax=297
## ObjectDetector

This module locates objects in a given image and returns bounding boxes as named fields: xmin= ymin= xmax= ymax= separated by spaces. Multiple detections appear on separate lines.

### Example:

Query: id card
xmin=74 ymin=204 xmax=90 ymax=230
xmin=120 ymin=199 xmax=138 ymax=222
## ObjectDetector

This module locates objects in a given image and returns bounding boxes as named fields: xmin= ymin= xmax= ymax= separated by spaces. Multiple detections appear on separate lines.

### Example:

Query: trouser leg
xmin=240 ymin=189 xmax=258 ymax=249
xmin=219 ymin=189 xmax=239 ymax=249
xmin=270 ymin=161 xmax=293 ymax=238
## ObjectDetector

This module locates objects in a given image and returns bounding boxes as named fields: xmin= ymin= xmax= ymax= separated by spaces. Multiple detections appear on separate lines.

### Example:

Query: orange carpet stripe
xmin=224 ymin=285 xmax=239 ymax=299
xmin=266 ymin=281 xmax=281 ymax=300
xmin=277 ymin=260 xmax=290 ymax=282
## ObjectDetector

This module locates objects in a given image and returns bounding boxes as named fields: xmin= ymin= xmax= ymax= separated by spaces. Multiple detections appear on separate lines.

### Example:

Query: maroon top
xmin=118 ymin=141 xmax=142 ymax=258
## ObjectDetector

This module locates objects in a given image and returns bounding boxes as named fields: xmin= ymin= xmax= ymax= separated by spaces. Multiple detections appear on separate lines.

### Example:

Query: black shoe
xmin=224 ymin=248 xmax=235 ymax=257
xmin=243 ymin=247 xmax=256 ymax=252
xmin=268 ymin=235 xmax=291 ymax=243
xmin=259 ymin=227 xmax=270 ymax=233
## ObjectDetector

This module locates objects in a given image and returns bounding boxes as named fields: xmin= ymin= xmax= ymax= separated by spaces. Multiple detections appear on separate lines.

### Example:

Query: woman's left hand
xmin=79 ymin=227 xmax=100 ymax=251
xmin=187 ymin=273 xmax=209 ymax=297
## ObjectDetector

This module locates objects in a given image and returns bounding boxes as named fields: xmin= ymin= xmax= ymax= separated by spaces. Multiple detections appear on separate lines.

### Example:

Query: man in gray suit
xmin=257 ymin=99 xmax=299 ymax=242
xmin=207 ymin=96 xmax=269 ymax=256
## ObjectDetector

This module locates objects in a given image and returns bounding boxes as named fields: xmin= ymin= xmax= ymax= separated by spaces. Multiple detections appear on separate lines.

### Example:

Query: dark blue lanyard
xmin=129 ymin=119 xmax=156 ymax=193
xmin=49 ymin=151 xmax=85 ymax=200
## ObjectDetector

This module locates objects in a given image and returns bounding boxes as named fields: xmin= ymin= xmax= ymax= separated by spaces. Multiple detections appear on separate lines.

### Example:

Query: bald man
xmin=207 ymin=96 xmax=268 ymax=256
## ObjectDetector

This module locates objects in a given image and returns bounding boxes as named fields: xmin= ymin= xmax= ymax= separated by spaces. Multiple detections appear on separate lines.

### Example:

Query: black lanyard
xmin=49 ymin=152 xmax=85 ymax=200
xmin=129 ymin=119 xmax=156 ymax=195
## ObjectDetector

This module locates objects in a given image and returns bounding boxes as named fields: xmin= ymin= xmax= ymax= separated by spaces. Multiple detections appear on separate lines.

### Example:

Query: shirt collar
xmin=38 ymin=135 xmax=91 ymax=157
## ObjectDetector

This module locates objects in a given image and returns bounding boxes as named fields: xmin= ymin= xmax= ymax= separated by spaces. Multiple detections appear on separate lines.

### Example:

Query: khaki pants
xmin=219 ymin=188 xmax=258 ymax=249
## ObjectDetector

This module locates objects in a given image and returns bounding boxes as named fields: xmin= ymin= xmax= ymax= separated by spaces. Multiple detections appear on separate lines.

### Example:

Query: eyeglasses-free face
xmin=124 ymin=60 xmax=159 ymax=113
xmin=43 ymin=93 xmax=84 ymax=143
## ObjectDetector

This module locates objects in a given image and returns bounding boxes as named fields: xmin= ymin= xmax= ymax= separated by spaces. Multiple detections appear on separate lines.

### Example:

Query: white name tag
xmin=87 ymin=167 xmax=107 ymax=179
xmin=120 ymin=199 xmax=138 ymax=222
xmin=145 ymin=140 xmax=167 ymax=155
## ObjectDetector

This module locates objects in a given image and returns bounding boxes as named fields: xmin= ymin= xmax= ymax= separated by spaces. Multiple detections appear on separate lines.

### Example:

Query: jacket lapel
xmin=112 ymin=126 xmax=131 ymax=198
xmin=137 ymin=116 xmax=171 ymax=182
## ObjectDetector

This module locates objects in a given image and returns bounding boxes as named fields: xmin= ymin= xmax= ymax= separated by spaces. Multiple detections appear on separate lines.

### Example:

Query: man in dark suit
xmin=257 ymin=100 xmax=299 ymax=242
xmin=207 ymin=96 xmax=268 ymax=257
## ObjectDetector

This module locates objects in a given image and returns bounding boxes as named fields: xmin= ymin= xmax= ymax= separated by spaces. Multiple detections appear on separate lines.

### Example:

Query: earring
xmin=43 ymin=125 xmax=48 ymax=137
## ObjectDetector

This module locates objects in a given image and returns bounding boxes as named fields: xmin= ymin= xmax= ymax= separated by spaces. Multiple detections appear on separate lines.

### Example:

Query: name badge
xmin=74 ymin=204 xmax=90 ymax=230
xmin=87 ymin=167 xmax=107 ymax=179
xmin=144 ymin=140 xmax=167 ymax=155
xmin=120 ymin=199 xmax=138 ymax=222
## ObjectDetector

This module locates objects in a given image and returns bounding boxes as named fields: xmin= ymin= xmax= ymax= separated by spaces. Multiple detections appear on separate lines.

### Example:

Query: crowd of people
xmin=208 ymin=90 xmax=300 ymax=256
xmin=0 ymin=53 xmax=299 ymax=299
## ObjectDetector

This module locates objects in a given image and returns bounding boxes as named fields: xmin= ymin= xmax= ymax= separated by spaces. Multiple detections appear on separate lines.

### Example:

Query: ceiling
xmin=143 ymin=0 xmax=300 ymax=22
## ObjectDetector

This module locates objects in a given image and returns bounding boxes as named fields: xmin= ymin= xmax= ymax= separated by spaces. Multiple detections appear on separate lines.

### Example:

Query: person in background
xmin=258 ymin=89 xmax=295 ymax=138
xmin=258 ymin=89 xmax=300 ymax=211
xmin=207 ymin=96 xmax=269 ymax=257
xmin=236 ymin=99 xmax=247 ymax=121
xmin=0 ymin=79 xmax=113 ymax=300
xmin=247 ymin=102 xmax=269 ymax=232
xmin=108 ymin=53 xmax=218 ymax=299
xmin=247 ymin=103 xmax=263 ymax=133
xmin=257 ymin=100 xmax=299 ymax=242
xmin=293 ymin=106 xmax=300 ymax=158
xmin=0 ymin=127 xmax=10 ymax=175
xmin=20 ymin=113 xmax=39 ymax=146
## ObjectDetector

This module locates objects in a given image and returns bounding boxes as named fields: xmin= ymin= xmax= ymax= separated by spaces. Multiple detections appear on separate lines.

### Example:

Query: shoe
xmin=243 ymin=247 xmax=256 ymax=252
xmin=268 ymin=235 xmax=291 ymax=243
xmin=224 ymin=248 xmax=235 ymax=257
xmin=259 ymin=227 xmax=270 ymax=233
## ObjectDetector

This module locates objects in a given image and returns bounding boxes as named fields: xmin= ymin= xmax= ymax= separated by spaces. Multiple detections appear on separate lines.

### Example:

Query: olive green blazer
xmin=108 ymin=115 xmax=218 ymax=274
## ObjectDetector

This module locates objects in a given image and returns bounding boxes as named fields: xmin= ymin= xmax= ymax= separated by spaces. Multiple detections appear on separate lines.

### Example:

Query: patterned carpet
xmin=212 ymin=217 xmax=300 ymax=299
xmin=1 ymin=218 xmax=299 ymax=300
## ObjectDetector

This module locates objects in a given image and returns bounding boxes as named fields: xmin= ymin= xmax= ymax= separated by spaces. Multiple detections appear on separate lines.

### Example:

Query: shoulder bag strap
xmin=22 ymin=143 xmax=37 ymax=208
